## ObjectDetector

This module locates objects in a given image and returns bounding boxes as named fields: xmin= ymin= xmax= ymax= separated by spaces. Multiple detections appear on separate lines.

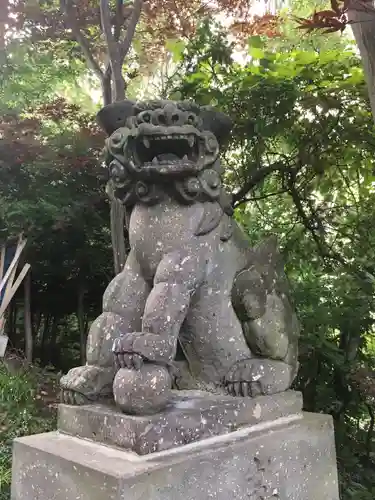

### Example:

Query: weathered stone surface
xmin=60 ymin=99 xmax=300 ymax=414
xmin=58 ymin=390 xmax=303 ymax=455
xmin=12 ymin=412 xmax=339 ymax=500
xmin=113 ymin=364 xmax=172 ymax=415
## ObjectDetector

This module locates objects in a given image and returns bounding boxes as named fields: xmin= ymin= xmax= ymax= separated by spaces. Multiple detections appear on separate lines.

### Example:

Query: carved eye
xmin=135 ymin=181 xmax=149 ymax=197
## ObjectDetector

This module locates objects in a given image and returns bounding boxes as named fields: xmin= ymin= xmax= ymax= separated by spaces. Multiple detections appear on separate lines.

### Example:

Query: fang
xmin=188 ymin=136 xmax=195 ymax=147
xmin=152 ymin=157 xmax=159 ymax=165
xmin=143 ymin=137 xmax=150 ymax=148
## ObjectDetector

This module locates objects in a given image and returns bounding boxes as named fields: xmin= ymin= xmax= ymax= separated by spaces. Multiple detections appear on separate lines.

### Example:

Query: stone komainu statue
xmin=61 ymin=100 xmax=299 ymax=414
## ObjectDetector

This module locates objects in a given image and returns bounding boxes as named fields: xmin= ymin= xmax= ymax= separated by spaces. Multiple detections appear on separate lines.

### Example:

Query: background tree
xmin=295 ymin=0 xmax=375 ymax=124
xmin=3 ymin=0 xmax=281 ymax=273
xmin=168 ymin=21 xmax=375 ymax=498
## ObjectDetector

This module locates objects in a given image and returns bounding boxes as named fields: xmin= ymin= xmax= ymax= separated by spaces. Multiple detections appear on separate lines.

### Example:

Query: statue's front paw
xmin=112 ymin=332 xmax=174 ymax=369
xmin=60 ymin=365 xmax=115 ymax=404
xmin=112 ymin=335 xmax=144 ymax=370
xmin=224 ymin=358 xmax=293 ymax=397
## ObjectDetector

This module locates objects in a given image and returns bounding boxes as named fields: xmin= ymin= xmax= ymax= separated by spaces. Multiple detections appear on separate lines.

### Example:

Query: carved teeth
xmin=152 ymin=157 xmax=159 ymax=165
xmin=182 ymin=155 xmax=188 ymax=161
xmin=142 ymin=134 xmax=197 ymax=142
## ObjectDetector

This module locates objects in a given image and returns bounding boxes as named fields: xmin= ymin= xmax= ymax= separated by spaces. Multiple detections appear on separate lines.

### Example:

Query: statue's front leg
xmin=112 ymin=250 xmax=207 ymax=369
xmin=60 ymin=251 xmax=150 ymax=404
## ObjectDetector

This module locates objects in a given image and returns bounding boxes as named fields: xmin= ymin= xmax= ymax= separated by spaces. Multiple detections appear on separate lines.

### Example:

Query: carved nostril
xmin=138 ymin=111 xmax=151 ymax=123
xmin=158 ymin=113 xmax=167 ymax=125
xmin=187 ymin=114 xmax=196 ymax=125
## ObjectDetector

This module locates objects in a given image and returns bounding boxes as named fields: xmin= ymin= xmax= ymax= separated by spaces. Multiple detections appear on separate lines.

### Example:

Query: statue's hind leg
xmin=178 ymin=265 xmax=298 ymax=398
xmin=178 ymin=280 xmax=255 ymax=394
xmin=60 ymin=251 xmax=150 ymax=404
xmin=224 ymin=267 xmax=299 ymax=397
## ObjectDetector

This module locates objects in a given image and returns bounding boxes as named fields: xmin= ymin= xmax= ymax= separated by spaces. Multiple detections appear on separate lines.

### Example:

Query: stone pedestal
xmin=11 ymin=391 xmax=340 ymax=500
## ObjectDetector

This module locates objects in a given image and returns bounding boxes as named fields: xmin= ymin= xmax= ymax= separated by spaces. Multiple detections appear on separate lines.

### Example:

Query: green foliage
xmin=0 ymin=98 xmax=112 ymax=323
xmin=171 ymin=21 xmax=375 ymax=499
xmin=0 ymin=41 xmax=88 ymax=112
xmin=0 ymin=365 xmax=57 ymax=499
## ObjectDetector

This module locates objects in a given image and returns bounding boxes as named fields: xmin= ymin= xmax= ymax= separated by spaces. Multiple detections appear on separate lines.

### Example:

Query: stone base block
xmin=12 ymin=412 xmax=339 ymax=500
xmin=58 ymin=390 xmax=303 ymax=455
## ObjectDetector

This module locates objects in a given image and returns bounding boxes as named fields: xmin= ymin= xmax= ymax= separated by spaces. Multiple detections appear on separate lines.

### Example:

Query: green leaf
xmin=248 ymin=35 xmax=265 ymax=49
xmin=165 ymin=38 xmax=186 ymax=62
xmin=249 ymin=47 xmax=265 ymax=60
xmin=295 ymin=52 xmax=317 ymax=65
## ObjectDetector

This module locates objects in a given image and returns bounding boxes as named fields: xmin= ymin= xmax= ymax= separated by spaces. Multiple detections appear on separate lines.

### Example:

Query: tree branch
xmin=120 ymin=0 xmax=144 ymax=60
xmin=114 ymin=0 xmax=124 ymax=42
xmin=233 ymin=189 xmax=288 ymax=208
xmin=232 ymin=161 xmax=285 ymax=205
xmin=100 ymin=0 xmax=126 ymax=101
xmin=365 ymin=402 xmax=375 ymax=460
xmin=60 ymin=0 xmax=104 ymax=79
xmin=102 ymin=60 xmax=113 ymax=105
xmin=100 ymin=0 xmax=119 ymax=63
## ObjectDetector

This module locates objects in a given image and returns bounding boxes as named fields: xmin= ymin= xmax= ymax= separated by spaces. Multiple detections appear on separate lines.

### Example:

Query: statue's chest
xmin=128 ymin=201 xmax=206 ymax=275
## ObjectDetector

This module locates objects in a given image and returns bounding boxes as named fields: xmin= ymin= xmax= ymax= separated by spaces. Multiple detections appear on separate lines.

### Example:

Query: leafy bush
xmin=0 ymin=364 xmax=57 ymax=499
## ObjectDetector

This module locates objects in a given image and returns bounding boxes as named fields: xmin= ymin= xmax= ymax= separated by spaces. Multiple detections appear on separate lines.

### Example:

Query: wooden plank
xmin=2 ymin=258 xmax=19 ymax=306
xmin=0 ymin=334 xmax=8 ymax=358
xmin=0 ymin=237 xmax=26 ymax=295
xmin=0 ymin=263 xmax=31 ymax=318
xmin=0 ymin=245 xmax=5 ymax=282
xmin=0 ymin=316 xmax=8 ymax=358
xmin=0 ymin=315 xmax=5 ymax=335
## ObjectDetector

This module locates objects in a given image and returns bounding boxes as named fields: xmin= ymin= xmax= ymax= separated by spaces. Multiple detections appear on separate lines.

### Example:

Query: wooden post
xmin=0 ymin=235 xmax=31 ymax=359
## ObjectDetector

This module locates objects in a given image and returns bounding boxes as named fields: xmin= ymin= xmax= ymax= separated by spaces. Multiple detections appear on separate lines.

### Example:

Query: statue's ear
xmin=97 ymin=100 xmax=136 ymax=135
xmin=200 ymin=106 xmax=233 ymax=146
xmin=252 ymin=235 xmax=281 ymax=269
xmin=194 ymin=202 xmax=224 ymax=237
xmin=256 ymin=235 xmax=278 ymax=255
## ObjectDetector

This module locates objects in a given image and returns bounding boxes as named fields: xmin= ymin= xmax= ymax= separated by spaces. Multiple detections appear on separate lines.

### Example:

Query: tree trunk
xmin=23 ymin=271 xmax=33 ymax=365
xmin=349 ymin=4 xmax=375 ymax=122
xmin=47 ymin=316 xmax=59 ymax=366
xmin=77 ymin=284 xmax=87 ymax=364
xmin=111 ymin=200 xmax=126 ymax=274
xmin=101 ymin=64 xmax=112 ymax=106
xmin=62 ymin=0 xmax=143 ymax=275
xmin=34 ymin=310 xmax=42 ymax=338
xmin=106 ymin=181 xmax=126 ymax=274
xmin=7 ymin=301 xmax=17 ymax=345
xmin=39 ymin=313 xmax=51 ymax=363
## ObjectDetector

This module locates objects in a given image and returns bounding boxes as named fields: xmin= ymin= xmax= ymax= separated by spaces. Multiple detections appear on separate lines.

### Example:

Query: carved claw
xmin=112 ymin=332 xmax=175 ymax=367
xmin=60 ymin=365 xmax=115 ymax=405
xmin=60 ymin=389 xmax=89 ymax=406
xmin=112 ymin=335 xmax=145 ymax=371
xmin=225 ymin=358 xmax=293 ymax=397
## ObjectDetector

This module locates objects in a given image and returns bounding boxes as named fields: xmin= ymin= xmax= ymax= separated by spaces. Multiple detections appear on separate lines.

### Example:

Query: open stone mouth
xmin=134 ymin=134 xmax=199 ymax=166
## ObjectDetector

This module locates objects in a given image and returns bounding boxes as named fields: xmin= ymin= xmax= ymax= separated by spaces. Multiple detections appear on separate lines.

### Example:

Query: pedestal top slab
xmin=58 ymin=389 xmax=302 ymax=455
